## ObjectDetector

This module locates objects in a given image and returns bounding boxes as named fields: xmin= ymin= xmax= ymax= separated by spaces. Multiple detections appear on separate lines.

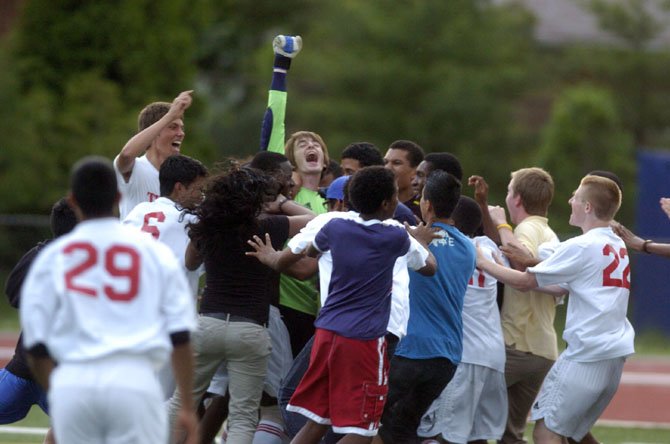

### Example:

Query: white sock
xmin=218 ymin=422 xmax=228 ymax=444
xmin=252 ymin=419 xmax=288 ymax=444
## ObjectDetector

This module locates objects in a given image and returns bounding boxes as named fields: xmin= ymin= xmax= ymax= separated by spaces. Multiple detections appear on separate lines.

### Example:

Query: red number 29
xmin=64 ymin=242 xmax=140 ymax=302
xmin=602 ymin=244 xmax=630 ymax=289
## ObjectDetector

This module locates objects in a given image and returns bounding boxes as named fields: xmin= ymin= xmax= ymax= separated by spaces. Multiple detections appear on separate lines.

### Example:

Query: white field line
xmin=0 ymin=425 xmax=224 ymax=443
xmin=0 ymin=426 xmax=48 ymax=435
xmin=597 ymin=419 xmax=670 ymax=430
xmin=620 ymin=372 xmax=670 ymax=386
xmin=1 ymin=346 xmax=13 ymax=359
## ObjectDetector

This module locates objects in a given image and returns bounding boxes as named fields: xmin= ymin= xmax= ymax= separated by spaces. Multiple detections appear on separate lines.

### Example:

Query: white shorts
xmin=418 ymin=363 xmax=507 ymax=443
xmin=207 ymin=305 xmax=292 ymax=398
xmin=50 ymin=357 xmax=166 ymax=444
xmin=530 ymin=354 xmax=626 ymax=441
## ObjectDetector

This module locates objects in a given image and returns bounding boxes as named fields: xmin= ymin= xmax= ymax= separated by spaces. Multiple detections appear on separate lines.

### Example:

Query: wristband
xmin=278 ymin=197 xmax=291 ymax=211
xmin=496 ymin=223 xmax=513 ymax=232
xmin=642 ymin=239 xmax=653 ymax=254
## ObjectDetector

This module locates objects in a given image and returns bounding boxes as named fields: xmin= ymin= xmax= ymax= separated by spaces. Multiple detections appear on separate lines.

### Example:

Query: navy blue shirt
xmin=394 ymin=202 xmax=418 ymax=226
xmin=313 ymin=218 xmax=410 ymax=340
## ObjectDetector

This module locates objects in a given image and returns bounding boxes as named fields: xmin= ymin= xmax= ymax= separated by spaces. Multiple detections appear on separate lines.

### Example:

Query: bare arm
xmin=264 ymin=195 xmax=316 ymax=237
xmin=287 ymin=215 xmax=316 ymax=237
xmin=476 ymin=245 xmax=538 ymax=291
xmin=265 ymin=195 xmax=314 ymax=216
xmin=184 ymin=241 xmax=202 ymax=271
xmin=246 ymin=234 xmax=308 ymax=271
xmin=26 ymin=353 xmax=56 ymax=391
xmin=612 ymin=222 xmax=670 ymax=258
xmin=499 ymin=241 xmax=540 ymax=269
xmin=661 ymin=197 xmax=670 ymax=220
xmin=535 ymin=285 xmax=568 ymax=297
xmin=171 ymin=341 xmax=198 ymax=444
xmin=116 ymin=91 xmax=193 ymax=179
xmin=487 ymin=205 xmax=535 ymax=270
xmin=468 ymin=175 xmax=500 ymax=244
xmin=641 ymin=241 xmax=670 ymax=258
xmin=282 ymin=256 xmax=319 ymax=280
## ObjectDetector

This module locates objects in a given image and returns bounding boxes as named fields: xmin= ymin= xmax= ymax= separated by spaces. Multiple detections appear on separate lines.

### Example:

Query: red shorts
xmin=286 ymin=328 xmax=388 ymax=436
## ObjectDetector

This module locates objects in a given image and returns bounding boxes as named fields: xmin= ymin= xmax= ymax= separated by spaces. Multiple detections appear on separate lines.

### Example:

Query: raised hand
xmin=170 ymin=90 xmax=194 ymax=117
xmin=468 ymin=175 xmax=489 ymax=205
xmin=611 ymin=221 xmax=645 ymax=251
xmin=488 ymin=205 xmax=509 ymax=227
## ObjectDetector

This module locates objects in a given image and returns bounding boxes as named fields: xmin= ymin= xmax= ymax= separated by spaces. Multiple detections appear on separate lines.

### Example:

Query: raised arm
xmin=468 ymin=175 xmax=500 ymax=244
xmin=488 ymin=205 xmax=534 ymax=271
xmin=116 ymin=90 xmax=193 ymax=178
xmin=260 ymin=35 xmax=302 ymax=153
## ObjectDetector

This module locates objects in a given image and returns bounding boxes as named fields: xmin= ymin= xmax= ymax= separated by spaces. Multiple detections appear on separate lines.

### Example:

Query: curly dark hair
xmin=341 ymin=142 xmax=384 ymax=167
xmin=188 ymin=166 xmax=272 ymax=259
xmin=348 ymin=166 xmax=396 ymax=215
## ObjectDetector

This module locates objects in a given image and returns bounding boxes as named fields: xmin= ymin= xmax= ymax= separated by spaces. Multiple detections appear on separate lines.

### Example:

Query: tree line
xmin=1 ymin=0 xmax=669 ymax=267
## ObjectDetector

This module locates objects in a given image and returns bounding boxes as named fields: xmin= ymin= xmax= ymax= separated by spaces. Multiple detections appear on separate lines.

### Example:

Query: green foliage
xmin=191 ymin=0 xmax=312 ymax=159
xmin=236 ymin=0 xmax=537 ymax=207
xmin=2 ymin=0 xmax=670 ymax=237
xmin=583 ymin=0 xmax=666 ymax=49
xmin=0 ymin=0 xmax=218 ymax=217
xmin=571 ymin=0 xmax=670 ymax=146
xmin=14 ymin=0 xmax=202 ymax=103
xmin=536 ymin=84 xmax=634 ymax=233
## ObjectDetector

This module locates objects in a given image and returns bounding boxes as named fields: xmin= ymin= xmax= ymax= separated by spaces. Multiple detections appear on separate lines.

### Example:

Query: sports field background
xmin=3 ymin=298 xmax=670 ymax=444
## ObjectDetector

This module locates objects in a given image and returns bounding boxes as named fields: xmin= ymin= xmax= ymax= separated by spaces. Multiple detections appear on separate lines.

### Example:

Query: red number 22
xmin=602 ymin=244 xmax=630 ymax=289
xmin=64 ymin=242 xmax=140 ymax=302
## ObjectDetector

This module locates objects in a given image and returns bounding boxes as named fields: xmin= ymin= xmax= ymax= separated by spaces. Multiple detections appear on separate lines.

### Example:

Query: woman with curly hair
xmin=167 ymin=165 xmax=313 ymax=444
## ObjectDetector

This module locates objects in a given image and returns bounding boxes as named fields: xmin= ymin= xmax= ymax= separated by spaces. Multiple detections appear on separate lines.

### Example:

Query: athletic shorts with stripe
xmin=418 ymin=363 xmax=507 ymax=443
xmin=286 ymin=328 xmax=388 ymax=436
xmin=530 ymin=354 xmax=626 ymax=441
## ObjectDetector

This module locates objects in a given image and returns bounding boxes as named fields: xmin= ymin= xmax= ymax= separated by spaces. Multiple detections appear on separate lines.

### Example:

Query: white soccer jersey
xmin=528 ymin=227 xmax=635 ymax=362
xmin=288 ymin=211 xmax=429 ymax=339
xmin=123 ymin=197 xmax=201 ymax=296
xmin=461 ymin=236 xmax=507 ymax=372
xmin=114 ymin=155 xmax=160 ymax=220
xmin=20 ymin=218 xmax=197 ymax=368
